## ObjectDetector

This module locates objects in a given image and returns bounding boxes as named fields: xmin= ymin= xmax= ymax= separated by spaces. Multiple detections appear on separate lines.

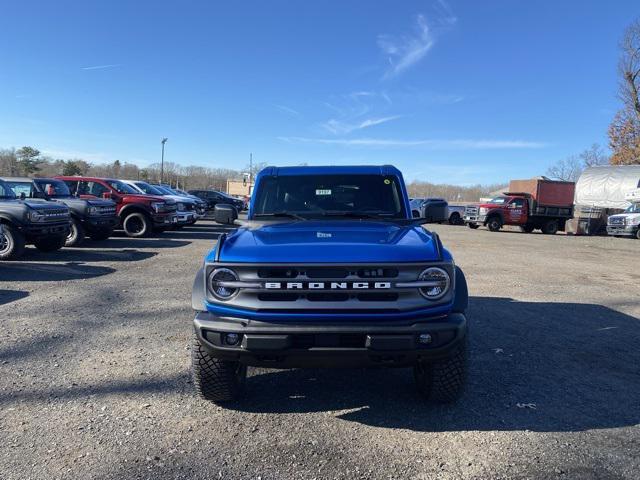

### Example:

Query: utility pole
xmin=160 ymin=138 xmax=168 ymax=184
xmin=249 ymin=152 xmax=253 ymax=195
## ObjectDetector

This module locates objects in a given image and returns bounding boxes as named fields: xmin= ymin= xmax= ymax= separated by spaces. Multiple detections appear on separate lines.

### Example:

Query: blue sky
xmin=0 ymin=0 xmax=637 ymax=185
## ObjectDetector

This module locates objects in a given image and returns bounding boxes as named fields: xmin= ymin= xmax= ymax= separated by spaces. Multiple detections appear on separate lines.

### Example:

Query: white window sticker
xmin=316 ymin=189 xmax=332 ymax=195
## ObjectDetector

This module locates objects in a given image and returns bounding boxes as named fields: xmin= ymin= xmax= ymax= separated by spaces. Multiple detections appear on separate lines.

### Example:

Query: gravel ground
xmin=1 ymin=221 xmax=639 ymax=480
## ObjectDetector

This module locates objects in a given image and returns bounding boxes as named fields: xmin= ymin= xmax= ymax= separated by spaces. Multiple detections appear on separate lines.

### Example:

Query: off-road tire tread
xmin=65 ymin=217 xmax=85 ymax=247
xmin=415 ymin=336 xmax=468 ymax=403
xmin=191 ymin=333 xmax=245 ymax=403
xmin=0 ymin=224 xmax=26 ymax=260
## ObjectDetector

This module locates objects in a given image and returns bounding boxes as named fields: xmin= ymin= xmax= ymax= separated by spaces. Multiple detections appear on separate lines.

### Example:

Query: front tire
xmin=34 ymin=235 xmax=66 ymax=252
xmin=122 ymin=212 xmax=152 ymax=238
xmin=192 ymin=333 xmax=247 ymax=403
xmin=414 ymin=336 xmax=468 ymax=403
xmin=449 ymin=212 xmax=462 ymax=225
xmin=635 ymin=229 xmax=640 ymax=240
xmin=0 ymin=224 xmax=26 ymax=260
xmin=65 ymin=217 xmax=86 ymax=247
xmin=487 ymin=217 xmax=502 ymax=232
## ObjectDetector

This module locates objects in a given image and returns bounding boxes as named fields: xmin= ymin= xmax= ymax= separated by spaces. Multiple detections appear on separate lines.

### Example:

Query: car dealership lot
xmin=1 ymin=222 xmax=639 ymax=480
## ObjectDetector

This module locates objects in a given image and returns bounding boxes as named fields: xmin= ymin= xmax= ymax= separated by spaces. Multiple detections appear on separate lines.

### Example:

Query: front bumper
xmin=177 ymin=211 xmax=197 ymax=224
xmin=22 ymin=221 xmax=71 ymax=238
xmin=152 ymin=213 xmax=178 ymax=226
xmin=193 ymin=311 xmax=467 ymax=368
xmin=84 ymin=216 xmax=119 ymax=232
xmin=464 ymin=214 xmax=486 ymax=223
xmin=607 ymin=225 xmax=638 ymax=236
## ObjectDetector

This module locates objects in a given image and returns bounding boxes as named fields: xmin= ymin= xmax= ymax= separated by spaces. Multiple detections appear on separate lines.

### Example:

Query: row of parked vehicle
xmin=0 ymin=175 xmax=243 ymax=260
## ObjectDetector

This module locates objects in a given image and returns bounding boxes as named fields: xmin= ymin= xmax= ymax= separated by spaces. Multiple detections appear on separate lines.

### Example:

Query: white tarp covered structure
xmin=575 ymin=165 xmax=640 ymax=209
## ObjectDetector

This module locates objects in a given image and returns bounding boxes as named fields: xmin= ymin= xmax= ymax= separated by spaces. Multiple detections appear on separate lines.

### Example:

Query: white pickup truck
xmin=410 ymin=198 xmax=465 ymax=225
xmin=606 ymin=189 xmax=640 ymax=239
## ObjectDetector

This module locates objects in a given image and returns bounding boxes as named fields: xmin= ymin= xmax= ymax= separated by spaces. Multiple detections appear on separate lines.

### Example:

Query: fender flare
xmin=119 ymin=204 xmax=152 ymax=219
xmin=192 ymin=267 xmax=207 ymax=311
xmin=452 ymin=266 xmax=468 ymax=314
xmin=485 ymin=209 xmax=504 ymax=225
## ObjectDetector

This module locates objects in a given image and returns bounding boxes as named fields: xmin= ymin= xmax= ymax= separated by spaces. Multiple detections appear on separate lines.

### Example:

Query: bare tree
xmin=610 ymin=18 xmax=640 ymax=165
xmin=546 ymin=155 xmax=583 ymax=182
xmin=580 ymin=143 xmax=609 ymax=167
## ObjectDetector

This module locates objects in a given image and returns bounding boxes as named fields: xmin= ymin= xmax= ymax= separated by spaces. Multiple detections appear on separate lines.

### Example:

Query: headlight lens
xmin=479 ymin=207 xmax=488 ymax=215
xmin=418 ymin=267 xmax=450 ymax=300
xmin=177 ymin=202 xmax=185 ymax=211
xmin=208 ymin=268 xmax=239 ymax=301
xmin=151 ymin=202 xmax=166 ymax=213
xmin=88 ymin=206 xmax=99 ymax=215
xmin=28 ymin=210 xmax=45 ymax=222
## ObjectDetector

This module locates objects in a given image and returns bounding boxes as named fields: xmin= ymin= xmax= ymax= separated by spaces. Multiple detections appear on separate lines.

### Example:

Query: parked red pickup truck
xmin=56 ymin=176 xmax=177 ymax=237
xmin=463 ymin=178 xmax=575 ymax=234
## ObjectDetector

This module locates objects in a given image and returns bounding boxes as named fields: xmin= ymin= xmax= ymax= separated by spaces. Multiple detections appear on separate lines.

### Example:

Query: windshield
xmin=3 ymin=181 xmax=33 ymax=198
xmin=625 ymin=203 xmax=640 ymax=213
xmin=134 ymin=181 xmax=164 ymax=195
xmin=34 ymin=179 xmax=71 ymax=197
xmin=487 ymin=196 xmax=508 ymax=204
xmin=154 ymin=185 xmax=175 ymax=195
xmin=0 ymin=180 xmax=16 ymax=199
xmin=253 ymin=174 xmax=407 ymax=219
xmin=106 ymin=180 xmax=139 ymax=194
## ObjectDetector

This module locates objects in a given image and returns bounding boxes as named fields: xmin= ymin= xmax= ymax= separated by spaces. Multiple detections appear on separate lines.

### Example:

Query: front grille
xmin=40 ymin=208 xmax=69 ymax=221
xmin=95 ymin=206 xmax=116 ymax=216
xmin=208 ymin=263 xmax=452 ymax=313
xmin=464 ymin=205 xmax=479 ymax=216
xmin=608 ymin=217 xmax=625 ymax=226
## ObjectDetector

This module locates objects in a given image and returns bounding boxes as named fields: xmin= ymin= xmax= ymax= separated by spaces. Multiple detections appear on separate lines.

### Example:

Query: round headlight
xmin=418 ymin=267 xmax=450 ymax=300
xmin=209 ymin=268 xmax=239 ymax=301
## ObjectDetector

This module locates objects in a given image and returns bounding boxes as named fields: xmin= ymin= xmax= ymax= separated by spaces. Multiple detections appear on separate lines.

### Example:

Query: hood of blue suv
xmin=212 ymin=220 xmax=446 ymax=263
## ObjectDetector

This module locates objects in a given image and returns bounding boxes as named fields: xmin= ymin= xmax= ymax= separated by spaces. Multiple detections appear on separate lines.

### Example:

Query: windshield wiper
xmin=254 ymin=212 xmax=307 ymax=221
xmin=320 ymin=211 xmax=397 ymax=220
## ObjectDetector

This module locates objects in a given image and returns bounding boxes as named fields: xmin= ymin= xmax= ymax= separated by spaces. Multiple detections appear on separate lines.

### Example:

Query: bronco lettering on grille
xmin=264 ymin=282 xmax=392 ymax=290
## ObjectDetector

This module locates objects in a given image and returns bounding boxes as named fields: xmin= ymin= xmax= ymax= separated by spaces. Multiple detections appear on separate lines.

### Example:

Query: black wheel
xmin=0 ymin=224 xmax=26 ymax=260
xmin=122 ymin=212 xmax=151 ymax=238
xmin=467 ymin=223 xmax=479 ymax=229
xmin=65 ymin=217 xmax=86 ymax=247
xmin=541 ymin=220 xmax=558 ymax=235
xmin=414 ymin=336 xmax=468 ymax=403
xmin=449 ymin=212 xmax=462 ymax=225
xmin=34 ymin=235 xmax=66 ymax=252
xmin=487 ymin=217 xmax=502 ymax=232
xmin=412 ymin=210 xmax=420 ymax=218
xmin=520 ymin=225 xmax=535 ymax=233
xmin=89 ymin=229 xmax=112 ymax=241
xmin=636 ymin=229 xmax=640 ymax=240
xmin=192 ymin=332 xmax=247 ymax=403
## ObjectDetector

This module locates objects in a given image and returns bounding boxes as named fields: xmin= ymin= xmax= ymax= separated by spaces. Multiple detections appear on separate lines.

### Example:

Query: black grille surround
xmin=205 ymin=262 xmax=455 ymax=313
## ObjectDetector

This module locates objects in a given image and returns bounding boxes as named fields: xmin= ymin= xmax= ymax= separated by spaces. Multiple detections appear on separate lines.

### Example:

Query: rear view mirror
xmin=20 ymin=192 xmax=26 ymax=200
xmin=214 ymin=203 xmax=238 ymax=225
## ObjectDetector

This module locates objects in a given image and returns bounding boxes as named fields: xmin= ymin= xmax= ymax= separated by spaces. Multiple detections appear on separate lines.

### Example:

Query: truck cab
xmin=56 ymin=176 xmax=177 ymax=237
xmin=191 ymin=165 xmax=469 ymax=405
xmin=607 ymin=190 xmax=640 ymax=239
xmin=0 ymin=178 xmax=71 ymax=260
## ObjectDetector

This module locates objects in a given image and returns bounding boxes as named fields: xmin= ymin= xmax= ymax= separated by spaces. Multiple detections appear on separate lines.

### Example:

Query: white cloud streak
xmin=322 ymin=115 xmax=402 ymax=135
xmin=378 ymin=5 xmax=457 ymax=79
xmin=81 ymin=64 xmax=122 ymax=71
xmin=278 ymin=136 xmax=546 ymax=150
xmin=274 ymin=104 xmax=301 ymax=117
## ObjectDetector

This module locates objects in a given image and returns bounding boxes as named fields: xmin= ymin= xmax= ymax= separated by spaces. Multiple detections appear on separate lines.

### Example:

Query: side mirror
xmin=102 ymin=192 xmax=112 ymax=200
xmin=214 ymin=203 xmax=238 ymax=225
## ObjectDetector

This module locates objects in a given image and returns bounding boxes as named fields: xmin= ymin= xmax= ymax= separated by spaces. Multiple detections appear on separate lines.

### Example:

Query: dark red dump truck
xmin=463 ymin=178 xmax=575 ymax=234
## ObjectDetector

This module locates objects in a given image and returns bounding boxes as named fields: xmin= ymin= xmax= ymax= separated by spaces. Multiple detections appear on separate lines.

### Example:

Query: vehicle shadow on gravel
xmin=0 ymin=262 xmax=116 ymax=281
xmin=20 ymin=248 xmax=157 ymax=263
xmin=99 ymin=236 xmax=192 ymax=249
xmin=0 ymin=289 xmax=29 ymax=305
xmin=231 ymin=297 xmax=640 ymax=433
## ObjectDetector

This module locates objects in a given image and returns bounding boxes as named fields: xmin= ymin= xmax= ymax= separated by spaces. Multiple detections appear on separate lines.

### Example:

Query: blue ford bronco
xmin=191 ymin=165 xmax=468 ymax=403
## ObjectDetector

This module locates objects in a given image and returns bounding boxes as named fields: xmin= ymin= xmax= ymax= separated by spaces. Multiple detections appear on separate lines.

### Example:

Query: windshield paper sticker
xmin=316 ymin=189 xmax=331 ymax=195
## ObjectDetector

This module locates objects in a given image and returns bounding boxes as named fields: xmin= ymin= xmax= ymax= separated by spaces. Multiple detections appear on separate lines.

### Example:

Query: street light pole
xmin=160 ymin=138 xmax=168 ymax=184
xmin=249 ymin=153 xmax=252 ymax=195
